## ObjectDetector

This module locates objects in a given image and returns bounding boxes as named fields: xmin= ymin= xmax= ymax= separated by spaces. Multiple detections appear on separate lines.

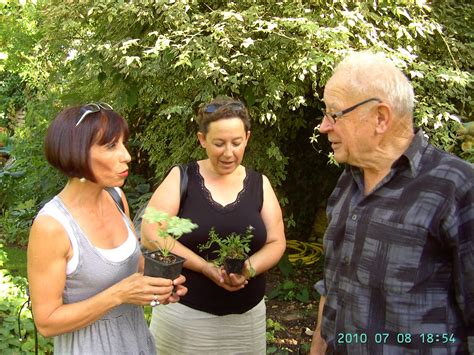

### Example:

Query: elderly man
xmin=310 ymin=51 xmax=473 ymax=354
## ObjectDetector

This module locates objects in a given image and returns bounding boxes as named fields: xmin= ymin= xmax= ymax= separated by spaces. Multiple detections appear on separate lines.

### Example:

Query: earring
xmin=79 ymin=177 xmax=86 ymax=183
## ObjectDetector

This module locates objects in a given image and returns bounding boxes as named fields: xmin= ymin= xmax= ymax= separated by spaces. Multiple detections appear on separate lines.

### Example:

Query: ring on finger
xmin=150 ymin=294 xmax=160 ymax=307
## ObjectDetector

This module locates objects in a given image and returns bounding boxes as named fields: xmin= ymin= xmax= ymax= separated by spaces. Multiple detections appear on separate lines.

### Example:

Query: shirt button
xmin=351 ymin=214 xmax=357 ymax=221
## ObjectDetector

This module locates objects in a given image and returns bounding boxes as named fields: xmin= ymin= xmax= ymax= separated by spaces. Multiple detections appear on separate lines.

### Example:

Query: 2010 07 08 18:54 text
xmin=337 ymin=332 xmax=456 ymax=344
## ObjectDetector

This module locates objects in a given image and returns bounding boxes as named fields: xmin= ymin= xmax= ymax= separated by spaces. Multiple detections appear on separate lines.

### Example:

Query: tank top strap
xmin=50 ymin=196 xmax=138 ymax=267
xmin=51 ymin=196 xmax=98 ymax=251
xmin=244 ymin=168 xmax=263 ymax=212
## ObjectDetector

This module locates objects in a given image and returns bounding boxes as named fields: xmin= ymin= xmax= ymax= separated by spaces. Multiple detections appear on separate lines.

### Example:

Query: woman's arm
xmin=28 ymin=215 xmax=180 ymax=338
xmin=224 ymin=174 xmax=286 ymax=286
xmin=249 ymin=174 xmax=286 ymax=273
xmin=141 ymin=167 xmax=206 ymax=272
xmin=141 ymin=167 xmax=237 ymax=289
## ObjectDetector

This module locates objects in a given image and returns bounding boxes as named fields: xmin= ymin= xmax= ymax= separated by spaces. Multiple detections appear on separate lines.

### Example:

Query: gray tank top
xmin=45 ymin=196 xmax=155 ymax=354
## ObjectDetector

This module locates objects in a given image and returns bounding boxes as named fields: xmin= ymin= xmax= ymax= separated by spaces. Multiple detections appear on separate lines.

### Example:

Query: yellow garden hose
xmin=286 ymin=240 xmax=324 ymax=265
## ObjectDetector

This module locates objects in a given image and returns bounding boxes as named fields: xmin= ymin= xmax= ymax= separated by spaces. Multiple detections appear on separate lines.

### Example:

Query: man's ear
xmin=197 ymin=132 xmax=206 ymax=148
xmin=375 ymin=103 xmax=392 ymax=134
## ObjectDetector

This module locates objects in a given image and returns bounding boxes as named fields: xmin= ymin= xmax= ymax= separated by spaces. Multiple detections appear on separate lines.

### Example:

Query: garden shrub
xmin=0 ymin=0 xmax=472 ymax=244
xmin=0 ymin=99 xmax=64 ymax=246
xmin=0 ymin=246 xmax=53 ymax=354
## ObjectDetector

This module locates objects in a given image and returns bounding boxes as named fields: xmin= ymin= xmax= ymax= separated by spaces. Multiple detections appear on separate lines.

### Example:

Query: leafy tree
xmin=0 ymin=2 xmax=63 ymax=246
xmin=0 ymin=0 xmax=472 ymax=246
xmin=0 ymin=4 xmax=471 ymax=352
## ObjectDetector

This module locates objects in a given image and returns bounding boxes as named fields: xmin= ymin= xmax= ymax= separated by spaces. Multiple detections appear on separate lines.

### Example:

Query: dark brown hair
xmin=197 ymin=97 xmax=251 ymax=134
xmin=44 ymin=105 xmax=129 ymax=182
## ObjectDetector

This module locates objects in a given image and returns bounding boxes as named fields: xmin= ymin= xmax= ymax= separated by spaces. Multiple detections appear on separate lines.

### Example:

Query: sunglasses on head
xmin=204 ymin=102 xmax=245 ymax=113
xmin=75 ymin=102 xmax=113 ymax=127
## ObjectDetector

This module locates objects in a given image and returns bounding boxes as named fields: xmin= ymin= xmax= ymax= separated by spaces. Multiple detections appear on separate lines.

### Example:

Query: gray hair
xmin=333 ymin=51 xmax=414 ymax=119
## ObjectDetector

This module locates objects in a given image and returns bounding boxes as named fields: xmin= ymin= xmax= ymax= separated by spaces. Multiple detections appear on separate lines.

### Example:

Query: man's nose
xmin=319 ymin=116 xmax=333 ymax=134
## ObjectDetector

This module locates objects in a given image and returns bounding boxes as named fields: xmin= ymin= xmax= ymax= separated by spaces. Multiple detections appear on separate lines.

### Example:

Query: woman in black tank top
xmin=142 ymin=97 xmax=286 ymax=354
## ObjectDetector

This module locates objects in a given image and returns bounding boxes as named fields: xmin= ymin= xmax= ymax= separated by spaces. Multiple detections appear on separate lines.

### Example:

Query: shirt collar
xmin=348 ymin=128 xmax=428 ymax=179
xmin=397 ymin=128 xmax=427 ymax=177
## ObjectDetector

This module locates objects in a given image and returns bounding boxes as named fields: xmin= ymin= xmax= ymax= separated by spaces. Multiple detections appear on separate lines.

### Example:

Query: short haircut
xmin=332 ymin=51 xmax=414 ymax=119
xmin=197 ymin=97 xmax=251 ymax=135
xmin=44 ymin=105 xmax=129 ymax=182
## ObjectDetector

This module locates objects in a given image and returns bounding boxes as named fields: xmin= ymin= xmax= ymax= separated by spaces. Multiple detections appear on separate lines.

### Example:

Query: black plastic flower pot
xmin=223 ymin=257 xmax=246 ymax=275
xmin=143 ymin=250 xmax=185 ymax=280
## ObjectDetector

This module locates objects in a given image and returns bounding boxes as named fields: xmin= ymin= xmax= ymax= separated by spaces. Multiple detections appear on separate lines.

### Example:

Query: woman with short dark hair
xmin=27 ymin=103 xmax=187 ymax=354
xmin=142 ymin=97 xmax=286 ymax=354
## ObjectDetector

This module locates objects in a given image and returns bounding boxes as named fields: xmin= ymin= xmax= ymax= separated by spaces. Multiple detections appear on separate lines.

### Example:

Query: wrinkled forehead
xmin=323 ymin=73 xmax=354 ymax=107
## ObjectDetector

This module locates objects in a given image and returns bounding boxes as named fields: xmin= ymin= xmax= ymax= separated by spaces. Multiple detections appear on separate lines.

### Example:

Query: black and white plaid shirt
xmin=318 ymin=129 xmax=473 ymax=354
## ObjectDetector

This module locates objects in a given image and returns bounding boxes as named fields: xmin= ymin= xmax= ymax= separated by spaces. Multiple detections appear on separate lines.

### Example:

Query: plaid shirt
xmin=318 ymin=130 xmax=474 ymax=354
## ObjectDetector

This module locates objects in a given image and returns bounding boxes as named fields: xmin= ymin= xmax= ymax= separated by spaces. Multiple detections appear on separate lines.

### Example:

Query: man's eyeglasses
xmin=204 ymin=102 xmax=245 ymax=113
xmin=75 ymin=102 xmax=113 ymax=127
xmin=322 ymin=97 xmax=381 ymax=125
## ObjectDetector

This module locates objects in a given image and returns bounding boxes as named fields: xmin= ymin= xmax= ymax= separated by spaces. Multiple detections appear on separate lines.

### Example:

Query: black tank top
xmin=178 ymin=161 xmax=267 ymax=315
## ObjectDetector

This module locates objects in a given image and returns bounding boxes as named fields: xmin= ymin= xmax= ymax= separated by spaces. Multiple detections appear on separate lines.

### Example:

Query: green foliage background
xmin=0 ymin=245 xmax=53 ymax=353
xmin=0 ymin=0 xmax=472 ymax=352
xmin=0 ymin=0 xmax=472 ymax=243
xmin=2 ymin=0 xmax=472 ymax=247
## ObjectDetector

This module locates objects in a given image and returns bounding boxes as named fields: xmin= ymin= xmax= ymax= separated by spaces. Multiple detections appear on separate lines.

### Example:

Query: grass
xmin=3 ymin=246 xmax=27 ymax=278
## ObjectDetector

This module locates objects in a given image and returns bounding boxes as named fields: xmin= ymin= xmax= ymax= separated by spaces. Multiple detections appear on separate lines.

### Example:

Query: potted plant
xmin=142 ymin=207 xmax=198 ymax=280
xmin=198 ymin=225 xmax=255 ymax=276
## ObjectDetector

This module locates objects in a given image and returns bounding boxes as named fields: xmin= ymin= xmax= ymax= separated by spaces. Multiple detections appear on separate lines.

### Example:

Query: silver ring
xmin=150 ymin=299 xmax=160 ymax=307
xmin=153 ymin=294 xmax=158 ymax=301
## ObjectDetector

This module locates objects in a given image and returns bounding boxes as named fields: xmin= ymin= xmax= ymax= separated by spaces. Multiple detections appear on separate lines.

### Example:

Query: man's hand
xmin=310 ymin=295 xmax=327 ymax=354
xmin=310 ymin=328 xmax=327 ymax=355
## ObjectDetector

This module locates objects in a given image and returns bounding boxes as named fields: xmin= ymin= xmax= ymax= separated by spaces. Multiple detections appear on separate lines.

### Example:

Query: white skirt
xmin=149 ymin=299 xmax=266 ymax=355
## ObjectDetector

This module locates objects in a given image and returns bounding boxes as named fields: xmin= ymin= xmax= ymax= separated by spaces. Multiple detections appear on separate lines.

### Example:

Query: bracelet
xmin=246 ymin=258 xmax=256 ymax=279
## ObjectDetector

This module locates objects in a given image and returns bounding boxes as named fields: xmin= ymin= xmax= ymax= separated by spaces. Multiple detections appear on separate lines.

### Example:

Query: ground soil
xmin=265 ymin=263 xmax=322 ymax=354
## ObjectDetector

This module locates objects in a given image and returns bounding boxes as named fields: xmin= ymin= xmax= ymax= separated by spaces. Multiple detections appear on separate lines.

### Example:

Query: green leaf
xmin=296 ymin=288 xmax=310 ymax=303
xmin=277 ymin=253 xmax=293 ymax=278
